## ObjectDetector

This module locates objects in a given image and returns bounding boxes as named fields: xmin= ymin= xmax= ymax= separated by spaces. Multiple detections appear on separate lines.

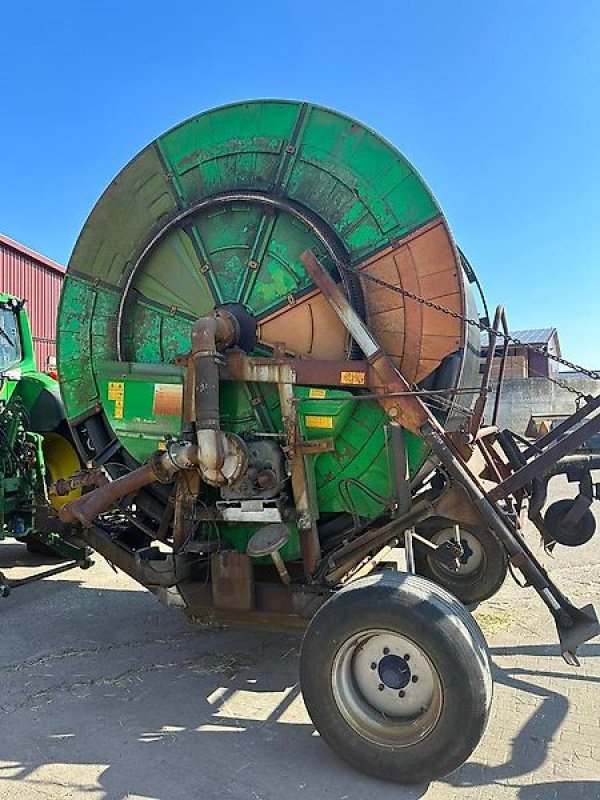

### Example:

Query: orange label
xmin=340 ymin=371 xmax=366 ymax=385
xmin=153 ymin=383 xmax=183 ymax=417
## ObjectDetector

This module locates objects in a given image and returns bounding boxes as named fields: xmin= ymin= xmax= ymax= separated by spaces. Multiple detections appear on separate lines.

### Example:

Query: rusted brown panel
xmin=179 ymin=579 xmax=304 ymax=625
xmin=376 ymin=332 xmax=405 ymax=361
xmin=421 ymin=305 xmax=463 ymax=338
xmin=295 ymin=360 xmax=369 ymax=386
xmin=419 ymin=268 xmax=460 ymax=300
xmin=362 ymin=260 xmax=405 ymax=309
xmin=257 ymin=289 xmax=349 ymax=359
xmin=419 ymin=334 xmax=461 ymax=361
xmin=211 ymin=552 xmax=254 ymax=611
xmin=367 ymin=286 xmax=406 ymax=315
xmin=390 ymin=215 xmax=443 ymax=247
xmin=406 ymin=221 xmax=458 ymax=277
xmin=225 ymin=352 xmax=370 ymax=387
xmin=392 ymin=246 xmax=423 ymax=381
xmin=153 ymin=383 xmax=184 ymax=416
xmin=427 ymin=293 xmax=463 ymax=313
xmin=356 ymin=217 xmax=464 ymax=383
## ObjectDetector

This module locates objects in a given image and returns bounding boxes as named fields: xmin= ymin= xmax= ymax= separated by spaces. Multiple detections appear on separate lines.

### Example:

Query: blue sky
xmin=1 ymin=1 xmax=599 ymax=365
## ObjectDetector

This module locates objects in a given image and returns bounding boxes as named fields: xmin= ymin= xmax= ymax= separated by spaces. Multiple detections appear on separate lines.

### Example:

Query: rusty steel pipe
xmin=191 ymin=309 xmax=246 ymax=485
xmin=59 ymin=443 xmax=198 ymax=527
xmin=59 ymin=462 xmax=159 ymax=527
xmin=192 ymin=316 xmax=221 ymax=432
xmin=49 ymin=468 xmax=107 ymax=497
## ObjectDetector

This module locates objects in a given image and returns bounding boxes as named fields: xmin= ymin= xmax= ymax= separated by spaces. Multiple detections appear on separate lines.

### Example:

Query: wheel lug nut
xmin=383 ymin=647 xmax=390 ymax=655
xmin=378 ymin=684 xmax=385 ymax=692
xmin=403 ymin=653 xmax=410 ymax=660
xmin=398 ymin=690 xmax=405 ymax=698
xmin=412 ymin=675 xmax=418 ymax=683
xmin=370 ymin=662 xmax=377 ymax=670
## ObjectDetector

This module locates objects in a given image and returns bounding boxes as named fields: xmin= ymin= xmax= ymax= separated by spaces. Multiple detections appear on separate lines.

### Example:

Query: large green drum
xmin=57 ymin=100 xmax=482 ymax=555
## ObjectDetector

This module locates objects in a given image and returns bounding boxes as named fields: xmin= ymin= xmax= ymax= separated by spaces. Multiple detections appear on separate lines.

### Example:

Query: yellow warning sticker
xmin=305 ymin=415 xmax=334 ymax=429
xmin=108 ymin=381 xmax=125 ymax=419
xmin=340 ymin=371 xmax=366 ymax=385
xmin=108 ymin=381 xmax=124 ymax=400
xmin=308 ymin=388 xmax=327 ymax=399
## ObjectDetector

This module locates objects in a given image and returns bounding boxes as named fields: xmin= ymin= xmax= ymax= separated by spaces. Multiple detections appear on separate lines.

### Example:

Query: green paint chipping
xmin=56 ymin=99 xmax=453 ymax=561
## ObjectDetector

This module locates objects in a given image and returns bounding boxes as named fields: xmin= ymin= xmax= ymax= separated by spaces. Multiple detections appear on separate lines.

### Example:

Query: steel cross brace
xmin=300 ymin=250 xmax=600 ymax=663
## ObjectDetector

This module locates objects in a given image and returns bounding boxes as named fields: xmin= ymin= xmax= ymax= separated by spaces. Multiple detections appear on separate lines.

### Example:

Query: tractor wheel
xmin=414 ymin=521 xmax=508 ymax=606
xmin=42 ymin=430 xmax=82 ymax=509
xmin=299 ymin=572 xmax=492 ymax=783
xmin=25 ymin=429 xmax=82 ymax=558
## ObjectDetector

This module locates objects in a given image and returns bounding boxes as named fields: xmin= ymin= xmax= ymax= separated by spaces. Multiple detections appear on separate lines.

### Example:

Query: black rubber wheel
xmin=544 ymin=499 xmax=596 ymax=546
xmin=300 ymin=572 xmax=492 ymax=784
xmin=414 ymin=521 xmax=508 ymax=605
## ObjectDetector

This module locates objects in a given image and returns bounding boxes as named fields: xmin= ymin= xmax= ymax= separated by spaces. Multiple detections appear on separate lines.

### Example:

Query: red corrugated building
xmin=0 ymin=233 xmax=65 ymax=370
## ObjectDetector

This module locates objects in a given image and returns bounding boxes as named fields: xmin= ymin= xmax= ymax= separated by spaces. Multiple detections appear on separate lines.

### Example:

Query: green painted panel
xmin=219 ymin=381 xmax=282 ymax=435
xmin=96 ymin=362 xmax=183 ymax=461
xmin=132 ymin=228 xmax=214 ymax=317
xmin=69 ymin=146 xmax=178 ymax=285
xmin=285 ymin=105 xmax=439 ymax=261
xmin=158 ymin=101 xmax=301 ymax=203
xmin=297 ymin=388 xmax=429 ymax=517
xmin=58 ymin=276 xmax=121 ymax=420
xmin=189 ymin=203 xmax=262 ymax=303
xmin=92 ymin=363 xmax=428 ymax=520
xmin=245 ymin=212 xmax=331 ymax=316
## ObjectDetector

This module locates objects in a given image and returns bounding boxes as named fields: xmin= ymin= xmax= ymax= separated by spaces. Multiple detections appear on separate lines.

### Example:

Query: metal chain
xmin=527 ymin=363 xmax=589 ymax=401
xmin=350 ymin=268 xmax=600 ymax=382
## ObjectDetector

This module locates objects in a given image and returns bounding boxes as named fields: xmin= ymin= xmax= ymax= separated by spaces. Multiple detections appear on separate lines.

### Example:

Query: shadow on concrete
xmin=0 ymin=579 xmax=430 ymax=800
xmin=518 ymin=781 xmax=600 ymax=799
xmin=445 ymin=651 xmax=600 ymax=797
xmin=490 ymin=642 xmax=600 ymax=658
xmin=0 ymin=554 xmax=597 ymax=800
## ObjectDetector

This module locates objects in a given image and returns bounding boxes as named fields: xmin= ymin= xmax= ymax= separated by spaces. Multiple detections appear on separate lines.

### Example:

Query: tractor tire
xmin=299 ymin=572 xmax=492 ymax=783
xmin=414 ymin=521 xmax=508 ymax=606
xmin=42 ymin=429 xmax=82 ymax=509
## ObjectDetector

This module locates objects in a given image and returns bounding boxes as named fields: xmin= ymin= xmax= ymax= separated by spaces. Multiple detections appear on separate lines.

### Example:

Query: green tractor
xmin=0 ymin=292 xmax=91 ymax=596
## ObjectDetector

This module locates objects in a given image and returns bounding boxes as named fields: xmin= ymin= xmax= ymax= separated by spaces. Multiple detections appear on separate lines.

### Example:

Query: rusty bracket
xmin=286 ymin=438 xmax=335 ymax=456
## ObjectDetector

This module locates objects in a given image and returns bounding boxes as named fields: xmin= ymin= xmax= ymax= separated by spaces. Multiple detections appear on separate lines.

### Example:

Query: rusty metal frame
xmin=469 ymin=304 xmax=510 ymax=434
xmin=297 ymin=249 xmax=600 ymax=662
xmin=489 ymin=405 xmax=600 ymax=502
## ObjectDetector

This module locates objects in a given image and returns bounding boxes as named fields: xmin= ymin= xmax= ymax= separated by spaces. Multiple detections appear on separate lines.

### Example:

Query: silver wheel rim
xmin=431 ymin=527 xmax=484 ymax=577
xmin=331 ymin=629 xmax=443 ymax=747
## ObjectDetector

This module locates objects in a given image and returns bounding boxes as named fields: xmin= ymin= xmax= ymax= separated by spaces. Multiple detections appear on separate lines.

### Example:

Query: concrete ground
xmin=1 ymin=477 xmax=599 ymax=800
